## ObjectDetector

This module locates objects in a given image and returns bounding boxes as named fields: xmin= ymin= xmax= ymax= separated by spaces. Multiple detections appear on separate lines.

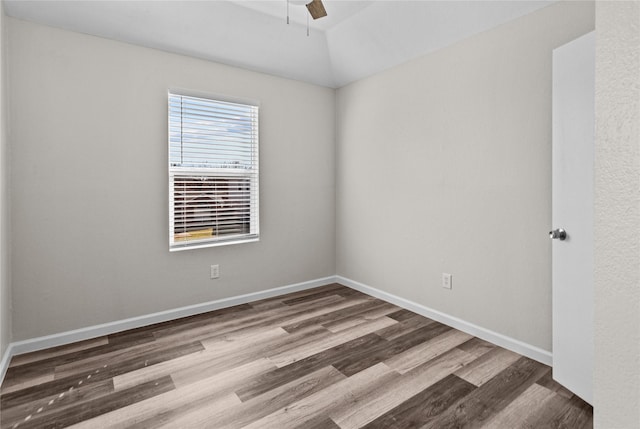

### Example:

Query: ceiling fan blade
xmin=306 ymin=0 xmax=327 ymax=20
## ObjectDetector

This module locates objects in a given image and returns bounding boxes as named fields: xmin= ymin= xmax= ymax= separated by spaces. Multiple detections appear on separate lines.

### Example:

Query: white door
xmin=551 ymin=31 xmax=595 ymax=405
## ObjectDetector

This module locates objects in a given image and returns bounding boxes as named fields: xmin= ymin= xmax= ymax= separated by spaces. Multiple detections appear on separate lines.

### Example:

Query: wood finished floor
xmin=0 ymin=283 xmax=593 ymax=429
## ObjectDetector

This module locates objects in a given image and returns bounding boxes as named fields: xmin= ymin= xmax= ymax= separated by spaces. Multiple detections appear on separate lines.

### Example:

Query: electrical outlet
xmin=210 ymin=264 xmax=219 ymax=279
xmin=442 ymin=273 xmax=452 ymax=289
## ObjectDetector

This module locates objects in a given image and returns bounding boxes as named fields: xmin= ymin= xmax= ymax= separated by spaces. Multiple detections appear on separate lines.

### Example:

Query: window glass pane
xmin=169 ymin=93 xmax=259 ymax=250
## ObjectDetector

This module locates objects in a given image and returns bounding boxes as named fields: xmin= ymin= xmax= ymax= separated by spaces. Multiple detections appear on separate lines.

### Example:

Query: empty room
xmin=0 ymin=0 xmax=638 ymax=428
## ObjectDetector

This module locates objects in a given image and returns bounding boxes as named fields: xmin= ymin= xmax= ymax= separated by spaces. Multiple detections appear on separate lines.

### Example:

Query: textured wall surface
xmin=594 ymin=1 xmax=640 ymax=427
xmin=8 ymin=19 xmax=336 ymax=340
xmin=336 ymin=1 xmax=594 ymax=351
xmin=0 ymin=6 xmax=11 ymax=360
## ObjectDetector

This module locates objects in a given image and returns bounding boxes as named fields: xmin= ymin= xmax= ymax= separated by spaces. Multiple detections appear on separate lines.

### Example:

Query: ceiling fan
xmin=303 ymin=0 xmax=327 ymax=20
xmin=288 ymin=0 xmax=327 ymax=21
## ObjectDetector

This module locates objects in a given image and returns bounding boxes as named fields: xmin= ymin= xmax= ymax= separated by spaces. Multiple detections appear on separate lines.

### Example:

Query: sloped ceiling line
xmin=3 ymin=0 xmax=556 ymax=88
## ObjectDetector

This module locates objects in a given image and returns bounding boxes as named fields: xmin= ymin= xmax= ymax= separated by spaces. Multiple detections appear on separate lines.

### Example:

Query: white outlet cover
xmin=210 ymin=264 xmax=220 ymax=279
xmin=442 ymin=273 xmax=452 ymax=289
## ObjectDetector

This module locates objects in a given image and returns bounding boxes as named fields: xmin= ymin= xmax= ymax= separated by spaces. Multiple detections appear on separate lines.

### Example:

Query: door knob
xmin=549 ymin=228 xmax=567 ymax=240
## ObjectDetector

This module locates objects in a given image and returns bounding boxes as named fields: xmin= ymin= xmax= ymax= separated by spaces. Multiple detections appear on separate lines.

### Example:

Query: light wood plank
xmin=330 ymin=348 xmax=477 ymax=429
xmin=322 ymin=302 xmax=399 ymax=333
xmin=10 ymin=376 xmax=174 ymax=429
xmin=1 ymin=378 xmax=114 ymax=427
xmin=280 ymin=297 xmax=381 ymax=333
xmin=454 ymin=346 xmax=522 ymax=386
xmin=423 ymin=357 xmax=549 ymax=428
xmin=482 ymin=382 xmax=559 ymax=429
xmin=113 ymin=328 xmax=288 ymax=391
xmin=267 ymin=316 xmax=397 ymax=367
xmin=69 ymin=391 xmax=240 ymax=429
xmin=234 ymin=332 xmax=387 ymax=402
xmin=524 ymin=390 xmax=594 ymax=428
xmin=361 ymin=374 xmax=476 ymax=429
xmin=53 ymin=338 xmax=204 ymax=380
xmin=157 ymin=365 xmax=346 ymax=429
xmin=241 ymin=363 xmax=399 ymax=429
xmin=69 ymin=358 xmax=274 ymax=428
xmin=385 ymin=329 xmax=473 ymax=374
xmin=0 ymin=373 xmax=55 ymax=396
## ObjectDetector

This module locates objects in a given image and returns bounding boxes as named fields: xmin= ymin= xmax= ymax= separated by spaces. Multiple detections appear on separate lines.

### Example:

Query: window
xmin=169 ymin=92 xmax=259 ymax=250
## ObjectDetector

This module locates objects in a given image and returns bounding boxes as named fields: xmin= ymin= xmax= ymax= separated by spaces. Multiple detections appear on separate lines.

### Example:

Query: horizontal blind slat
xmin=169 ymin=92 xmax=259 ymax=249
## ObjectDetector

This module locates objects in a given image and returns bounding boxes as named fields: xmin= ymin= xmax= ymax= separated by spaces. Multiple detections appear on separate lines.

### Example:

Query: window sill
xmin=169 ymin=236 xmax=259 ymax=252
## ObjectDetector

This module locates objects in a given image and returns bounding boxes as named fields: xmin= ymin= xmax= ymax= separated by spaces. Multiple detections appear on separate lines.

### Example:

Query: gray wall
xmin=8 ymin=18 xmax=336 ymax=340
xmin=594 ymin=1 xmax=640 ymax=426
xmin=0 ymin=6 xmax=11 ymax=359
xmin=4 ymin=2 xmax=640 ymax=426
xmin=336 ymin=1 xmax=594 ymax=351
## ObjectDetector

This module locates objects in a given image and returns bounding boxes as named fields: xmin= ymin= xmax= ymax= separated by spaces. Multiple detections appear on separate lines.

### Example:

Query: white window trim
xmin=168 ymin=90 xmax=260 ymax=251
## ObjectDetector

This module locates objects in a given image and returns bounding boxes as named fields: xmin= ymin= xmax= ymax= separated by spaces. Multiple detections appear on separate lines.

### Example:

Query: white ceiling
xmin=3 ymin=0 xmax=556 ymax=88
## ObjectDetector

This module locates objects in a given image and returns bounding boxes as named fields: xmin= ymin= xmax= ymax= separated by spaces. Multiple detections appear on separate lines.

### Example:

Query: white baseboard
xmin=0 ymin=276 xmax=336 ymax=384
xmin=0 ymin=343 xmax=13 ymax=386
xmin=0 ymin=274 xmax=552 ymax=387
xmin=336 ymin=276 xmax=552 ymax=366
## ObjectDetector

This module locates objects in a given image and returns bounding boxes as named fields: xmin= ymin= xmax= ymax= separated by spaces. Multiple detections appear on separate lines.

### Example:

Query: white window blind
xmin=169 ymin=92 xmax=259 ymax=250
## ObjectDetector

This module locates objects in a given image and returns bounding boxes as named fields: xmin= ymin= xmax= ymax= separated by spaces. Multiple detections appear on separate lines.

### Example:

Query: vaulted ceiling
xmin=3 ymin=0 xmax=556 ymax=88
